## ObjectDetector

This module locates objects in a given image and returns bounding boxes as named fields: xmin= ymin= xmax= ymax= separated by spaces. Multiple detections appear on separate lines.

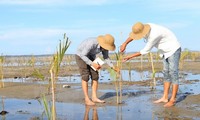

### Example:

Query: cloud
xmin=0 ymin=0 xmax=62 ymax=5
xmin=0 ymin=0 xmax=102 ymax=5
xmin=1 ymin=0 xmax=200 ymax=10
xmin=0 ymin=28 xmax=64 ymax=42
xmin=152 ymin=0 xmax=200 ymax=12
xmin=0 ymin=28 xmax=96 ymax=46
xmin=0 ymin=28 xmax=94 ymax=55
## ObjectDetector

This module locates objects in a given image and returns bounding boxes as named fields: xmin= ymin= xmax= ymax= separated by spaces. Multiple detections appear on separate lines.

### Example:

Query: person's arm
xmin=102 ymin=50 xmax=119 ymax=72
xmin=120 ymin=37 xmax=133 ymax=52
xmin=79 ymin=51 xmax=101 ymax=70
xmin=123 ymin=52 xmax=141 ymax=62
xmin=79 ymin=49 xmax=93 ymax=65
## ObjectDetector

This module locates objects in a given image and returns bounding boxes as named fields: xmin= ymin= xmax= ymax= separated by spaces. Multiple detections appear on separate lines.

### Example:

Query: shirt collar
xmin=97 ymin=44 xmax=101 ymax=49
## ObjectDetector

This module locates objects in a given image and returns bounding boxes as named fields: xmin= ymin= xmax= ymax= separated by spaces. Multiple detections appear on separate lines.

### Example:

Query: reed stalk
xmin=118 ymin=52 xmax=123 ymax=103
xmin=149 ymin=52 xmax=156 ymax=90
xmin=42 ymin=94 xmax=51 ymax=119
xmin=108 ymin=67 xmax=119 ymax=103
xmin=112 ymin=51 xmax=123 ymax=104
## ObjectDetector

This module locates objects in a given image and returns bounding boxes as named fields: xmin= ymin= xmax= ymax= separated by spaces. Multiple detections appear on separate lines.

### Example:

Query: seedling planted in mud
xmin=36 ymin=33 xmax=71 ymax=120
xmin=49 ymin=33 xmax=71 ymax=120
xmin=109 ymin=50 xmax=123 ymax=104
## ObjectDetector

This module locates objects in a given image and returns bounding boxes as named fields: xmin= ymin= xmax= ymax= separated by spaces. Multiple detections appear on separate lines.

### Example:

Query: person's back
xmin=144 ymin=23 xmax=181 ymax=58
xmin=76 ymin=37 xmax=99 ymax=58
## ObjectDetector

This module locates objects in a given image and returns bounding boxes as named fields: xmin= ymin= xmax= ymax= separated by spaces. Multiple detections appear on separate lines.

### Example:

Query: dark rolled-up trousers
xmin=75 ymin=55 xmax=99 ymax=82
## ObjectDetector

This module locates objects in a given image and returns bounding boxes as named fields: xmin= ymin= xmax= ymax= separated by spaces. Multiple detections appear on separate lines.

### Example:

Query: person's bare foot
xmin=153 ymin=98 xmax=168 ymax=103
xmin=92 ymin=98 xmax=105 ymax=103
xmin=164 ymin=100 xmax=175 ymax=107
xmin=85 ymin=99 xmax=95 ymax=106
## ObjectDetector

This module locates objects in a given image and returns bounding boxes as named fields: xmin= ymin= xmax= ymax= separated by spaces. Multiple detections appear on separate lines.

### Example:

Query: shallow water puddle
xmin=0 ymin=96 xmax=163 ymax=120
xmin=1 ymin=92 xmax=196 ymax=119
xmin=3 ymin=70 xmax=200 ymax=83
xmin=0 ymin=85 xmax=199 ymax=119
xmin=1 ymin=70 xmax=200 ymax=119
xmin=0 ymin=97 xmax=153 ymax=120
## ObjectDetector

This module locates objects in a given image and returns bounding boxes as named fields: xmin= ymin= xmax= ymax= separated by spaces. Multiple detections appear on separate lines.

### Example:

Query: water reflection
xmin=84 ymin=106 xmax=98 ymax=120
xmin=0 ymin=97 xmax=7 ymax=120
xmin=83 ymin=105 xmax=124 ymax=120
xmin=116 ymin=106 xmax=123 ymax=120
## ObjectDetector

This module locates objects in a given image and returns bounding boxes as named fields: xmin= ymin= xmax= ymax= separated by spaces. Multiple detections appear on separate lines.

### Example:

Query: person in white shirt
xmin=120 ymin=22 xmax=181 ymax=107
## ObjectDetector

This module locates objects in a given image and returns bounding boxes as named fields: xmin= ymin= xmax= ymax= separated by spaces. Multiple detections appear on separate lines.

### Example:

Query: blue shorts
xmin=163 ymin=47 xmax=181 ymax=84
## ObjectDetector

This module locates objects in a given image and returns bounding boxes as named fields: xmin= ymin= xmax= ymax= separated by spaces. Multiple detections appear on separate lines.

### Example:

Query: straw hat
xmin=97 ymin=34 xmax=116 ymax=51
xmin=129 ymin=22 xmax=150 ymax=40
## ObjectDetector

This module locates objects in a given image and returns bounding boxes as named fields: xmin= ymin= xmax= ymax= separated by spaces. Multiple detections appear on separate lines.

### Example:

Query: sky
xmin=0 ymin=0 xmax=200 ymax=55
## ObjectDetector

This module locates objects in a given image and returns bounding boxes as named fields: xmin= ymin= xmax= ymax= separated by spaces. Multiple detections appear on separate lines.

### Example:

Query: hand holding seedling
xmin=122 ymin=55 xmax=132 ymax=62
xmin=123 ymin=52 xmax=141 ymax=62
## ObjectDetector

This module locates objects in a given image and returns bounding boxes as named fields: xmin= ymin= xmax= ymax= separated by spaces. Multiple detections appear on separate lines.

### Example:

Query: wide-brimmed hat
xmin=97 ymin=34 xmax=116 ymax=51
xmin=129 ymin=22 xmax=150 ymax=40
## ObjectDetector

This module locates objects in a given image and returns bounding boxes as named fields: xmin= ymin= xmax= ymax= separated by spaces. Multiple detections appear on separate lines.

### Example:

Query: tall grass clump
xmin=36 ymin=33 xmax=70 ymax=120
xmin=190 ymin=51 xmax=200 ymax=61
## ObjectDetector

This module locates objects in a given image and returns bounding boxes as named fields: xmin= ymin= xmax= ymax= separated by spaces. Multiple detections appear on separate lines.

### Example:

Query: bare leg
xmin=154 ymin=82 xmax=170 ymax=103
xmin=164 ymin=84 xmax=178 ymax=107
xmin=82 ymin=80 xmax=95 ymax=106
xmin=91 ymin=80 xmax=105 ymax=103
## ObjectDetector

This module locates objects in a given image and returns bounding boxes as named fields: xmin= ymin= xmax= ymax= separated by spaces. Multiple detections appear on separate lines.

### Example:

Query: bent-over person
xmin=120 ymin=22 xmax=181 ymax=107
xmin=76 ymin=34 xmax=118 ymax=106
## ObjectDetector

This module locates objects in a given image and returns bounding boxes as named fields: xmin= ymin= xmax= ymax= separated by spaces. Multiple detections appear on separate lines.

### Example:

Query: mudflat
xmin=0 ymin=60 xmax=200 ymax=119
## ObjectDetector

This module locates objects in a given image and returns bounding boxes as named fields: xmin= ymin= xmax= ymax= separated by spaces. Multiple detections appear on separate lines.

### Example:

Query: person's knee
xmin=172 ymin=81 xmax=179 ymax=85
xmin=91 ymin=75 xmax=99 ymax=81
xmin=91 ymin=72 xmax=99 ymax=80
xmin=91 ymin=71 xmax=99 ymax=80
xmin=170 ymin=71 xmax=179 ymax=84
xmin=82 ymin=74 xmax=90 ymax=82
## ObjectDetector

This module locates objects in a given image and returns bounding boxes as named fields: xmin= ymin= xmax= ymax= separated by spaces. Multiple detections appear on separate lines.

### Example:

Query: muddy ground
xmin=0 ymin=61 xmax=200 ymax=119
